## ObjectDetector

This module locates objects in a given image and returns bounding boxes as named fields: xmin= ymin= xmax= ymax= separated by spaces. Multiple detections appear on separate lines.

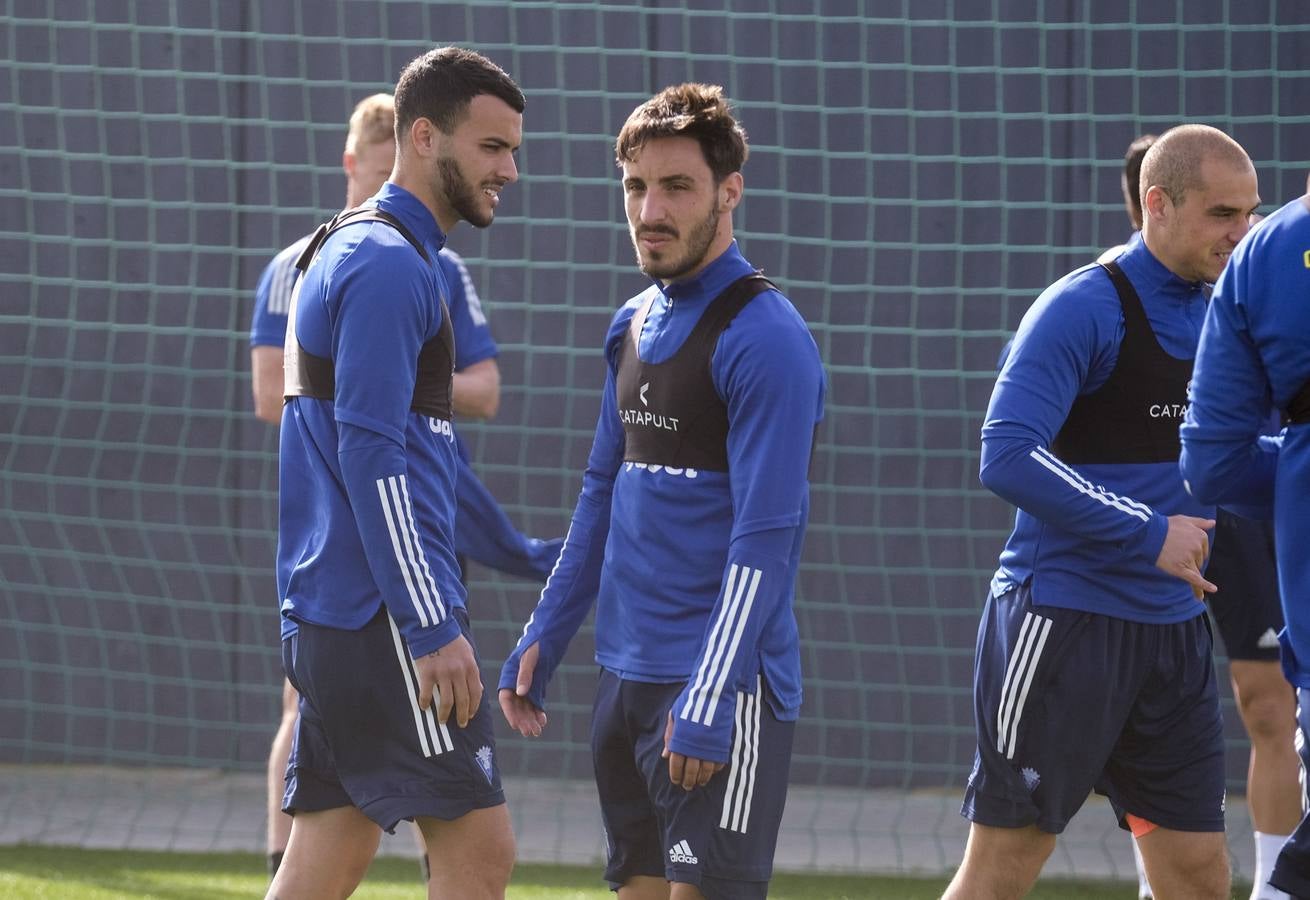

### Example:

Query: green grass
xmin=0 ymin=845 xmax=1151 ymax=898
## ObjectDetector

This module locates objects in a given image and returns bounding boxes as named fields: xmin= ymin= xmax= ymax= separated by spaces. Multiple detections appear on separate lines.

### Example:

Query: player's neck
xmin=389 ymin=165 xmax=457 ymax=235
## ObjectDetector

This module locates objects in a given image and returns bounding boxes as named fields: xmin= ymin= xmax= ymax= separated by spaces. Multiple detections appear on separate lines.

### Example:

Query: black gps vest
xmin=614 ymin=273 xmax=776 ymax=472
xmin=1050 ymin=260 xmax=1194 ymax=464
xmin=1288 ymin=382 xmax=1310 ymax=425
xmin=283 ymin=207 xmax=456 ymax=421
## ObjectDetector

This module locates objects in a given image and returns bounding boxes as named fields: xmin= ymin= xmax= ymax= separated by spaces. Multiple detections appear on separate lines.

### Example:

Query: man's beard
xmin=633 ymin=204 xmax=719 ymax=281
xmin=438 ymin=155 xmax=493 ymax=229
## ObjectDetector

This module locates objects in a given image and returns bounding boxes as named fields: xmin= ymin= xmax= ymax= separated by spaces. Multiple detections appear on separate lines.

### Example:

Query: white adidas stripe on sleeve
xmin=376 ymin=474 xmax=446 ymax=627
xmin=1029 ymin=447 xmax=1153 ymax=522
xmin=394 ymin=475 xmax=446 ymax=622
xmin=680 ymin=564 xmax=763 ymax=727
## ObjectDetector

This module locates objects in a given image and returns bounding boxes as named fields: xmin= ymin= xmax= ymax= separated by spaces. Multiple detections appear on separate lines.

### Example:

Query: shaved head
xmin=1139 ymin=124 xmax=1252 ymax=210
xmin=1138 ymin=124 xmax=1258 ymax=284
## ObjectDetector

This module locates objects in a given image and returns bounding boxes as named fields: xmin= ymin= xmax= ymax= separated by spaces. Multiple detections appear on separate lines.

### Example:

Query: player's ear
xmin=342 ymin=150 xmax=356 ymax=180
xmin=408 ymin=117 xmax=437 ymax=157
xmin=718 ymin=172 xmax=743 ymax=213
xmin=1143 ymin=184 xmax=1170 ymax=222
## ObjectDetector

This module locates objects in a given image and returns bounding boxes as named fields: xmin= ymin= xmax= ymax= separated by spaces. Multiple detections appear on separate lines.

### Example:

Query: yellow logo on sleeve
xmin=1304 ymin=249 xmax=1310 ymax=268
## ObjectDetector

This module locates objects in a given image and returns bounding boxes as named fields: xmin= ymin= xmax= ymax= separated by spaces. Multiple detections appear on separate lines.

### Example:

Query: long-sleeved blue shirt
xmin=254 ymin=219 xmax=560 ymax=581
xmin=982 ymin=232 xmax=1212 ymax=622
xmin=1180 ymin=196 xmax=1310 ymax=685
xmin=276 ymin=183 xmax=466 ymax=658
xmin=499 ymin=242 xmax=826 ymax=763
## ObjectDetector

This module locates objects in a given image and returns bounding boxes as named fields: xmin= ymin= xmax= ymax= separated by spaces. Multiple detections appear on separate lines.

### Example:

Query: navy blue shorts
xmin=591 ymin=669 xmax=794 ymax=899
xmin=1205 ymin=509 xmax=1283 ymax=662
xmin=1271 ymin=689 xmax=1310 ymax=897
xmin=281 ymin=607 xmax=504 ymax=831
xmin=963 ymin=585 xmax=1226 ymax=835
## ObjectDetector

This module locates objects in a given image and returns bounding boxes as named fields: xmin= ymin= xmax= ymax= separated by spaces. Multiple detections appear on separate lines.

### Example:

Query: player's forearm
xmin=497 ymin=371 xmax=626 ymax=705
xmin=496 ymin=469 xmax=613 ymax=709
xmin=980 ymin=432 xmax=1167 ymax=554
xmin=452 ymin=359 xmax=500 ymax=419
xmin=1179 ymin=335 xmax=1280 ymax=511
xmin=671 ymin=529 xmax=794 ymax=762
xmin=1179 ymin=430 xmax=1279 ymax=510
xmin=251 ymin=346 xmax=285 ymax=425
xmin=338 ymin=435 xmax=461 ymax=657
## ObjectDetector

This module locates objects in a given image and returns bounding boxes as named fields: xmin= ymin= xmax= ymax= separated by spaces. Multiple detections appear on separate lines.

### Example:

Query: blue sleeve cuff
xmin=455 ymin=340 xmax=498 ymax=371
xmin=250 ymin=331 xmax=286 ymax=349
xmin=668 ymin=718 xmax=732 ymax=764
xmin=1136 ymin=512 xmax=1170 ymax=565
xmin=406 ymin=615 xmax=463 ymax=660
xmin=497 ymin=639 xmax=552 ymax=712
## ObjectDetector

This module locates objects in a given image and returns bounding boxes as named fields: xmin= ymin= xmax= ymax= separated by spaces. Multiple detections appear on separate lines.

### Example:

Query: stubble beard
xmin=633 ymin=204 xmax=720 ymax=281
xmin=438 ymin=155 xmax=493 ymax=229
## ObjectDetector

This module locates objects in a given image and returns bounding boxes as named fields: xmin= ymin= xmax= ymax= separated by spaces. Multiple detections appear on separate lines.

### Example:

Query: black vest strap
xmin=1100 ymin=260 xmax=1151 ymax=338
xmin=294 ymin=207 xmax=431 ymax=272
xmin=283 ymin=206 xmax=454 ymax=420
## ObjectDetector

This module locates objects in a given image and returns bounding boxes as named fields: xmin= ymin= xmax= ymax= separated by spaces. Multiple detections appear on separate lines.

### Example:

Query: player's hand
xmin=499 ymin=641 xmax=548 ymax=737
xmin=1154 ymin=514 xmax=1218 ymax=600
xmin=414 ymin=633 xmax=482 ymax=728
xmin=662 ymin=711 xmax=724 ymax=791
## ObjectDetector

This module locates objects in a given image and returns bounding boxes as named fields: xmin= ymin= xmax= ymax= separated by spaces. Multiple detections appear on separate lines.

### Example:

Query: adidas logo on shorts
xmin=668 ymin=839 xmax=698 ymax=865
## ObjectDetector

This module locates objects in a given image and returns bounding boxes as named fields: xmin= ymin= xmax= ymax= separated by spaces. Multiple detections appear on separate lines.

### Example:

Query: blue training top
xmin=982 ymin=232 xmax=1212 ymax=623
xmin=1181 ymin=196 xmax=1310 ymax=686
xmin=250 ymin=201 xmax=565 ymax=582
xmin=276 ymin=182 xmax=466 ymax=659
xmin=499 ymin=242 xmax=826 ymax=764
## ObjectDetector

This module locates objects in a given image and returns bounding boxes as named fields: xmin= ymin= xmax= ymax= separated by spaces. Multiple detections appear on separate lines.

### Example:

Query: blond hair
xmin=345 ymin=93 xmax=395 ymax=155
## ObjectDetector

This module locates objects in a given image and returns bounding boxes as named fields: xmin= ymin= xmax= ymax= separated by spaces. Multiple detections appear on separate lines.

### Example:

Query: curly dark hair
xmin=615 ymin=83 xmax=749 ymax=183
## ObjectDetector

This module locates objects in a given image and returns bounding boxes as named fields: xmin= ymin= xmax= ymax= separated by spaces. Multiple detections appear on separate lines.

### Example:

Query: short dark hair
xmin=615 ymin=83 xmax=748 ymax=183
xmin=393 ymin=47 xmax=524 ymax=140
xmin=1122 ymin=133 xmax=1157 ymax=227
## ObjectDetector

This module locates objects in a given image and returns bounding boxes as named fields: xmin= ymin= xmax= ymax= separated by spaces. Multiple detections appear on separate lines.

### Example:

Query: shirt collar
xmin=655 ymin=241 xmax=754 ymax=305
xmin=368 ymin=182 xmax=447 ymax=260
xmin=1117 ymin=231 xmax=1206 ymax=301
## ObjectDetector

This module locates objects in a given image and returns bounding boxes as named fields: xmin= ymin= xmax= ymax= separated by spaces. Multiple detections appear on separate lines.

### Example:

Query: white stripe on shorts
xmin=386 ymin=613 xmax=454 ymax=757
xmin=996 ymin=611 xmax=1053 ymax=760
xmin=719 ymin=676 xmax=763 ymax=833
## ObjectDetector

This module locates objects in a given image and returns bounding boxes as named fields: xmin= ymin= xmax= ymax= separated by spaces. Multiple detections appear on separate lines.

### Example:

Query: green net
xmin=3 ymin=0 xmax=1309 ymax=882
